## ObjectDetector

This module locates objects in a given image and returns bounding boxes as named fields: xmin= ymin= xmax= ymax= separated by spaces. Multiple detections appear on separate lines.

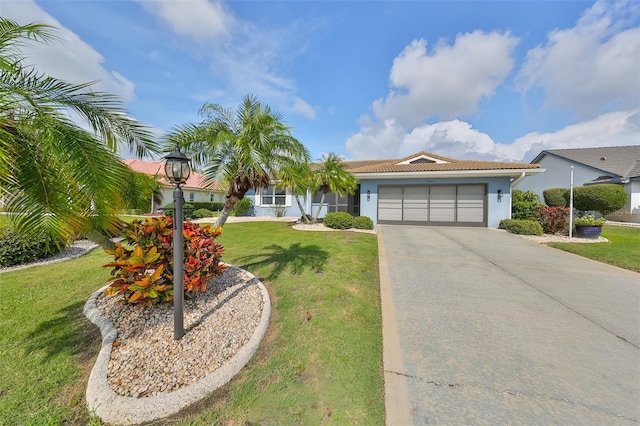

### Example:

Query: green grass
xmin=0 ymin=222 xmax=383 ymax=425
xmin=549 ymin=225 xmax=640 ymax=272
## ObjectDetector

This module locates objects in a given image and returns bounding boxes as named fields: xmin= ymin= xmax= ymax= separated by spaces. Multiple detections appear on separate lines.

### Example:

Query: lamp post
xmin=164 ymin=148 xmax=191 ymax=340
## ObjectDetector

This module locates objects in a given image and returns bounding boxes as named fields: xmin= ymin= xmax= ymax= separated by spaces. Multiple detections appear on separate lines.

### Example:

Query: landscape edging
xmin=83 ymin=266 xmax=271 ymax=425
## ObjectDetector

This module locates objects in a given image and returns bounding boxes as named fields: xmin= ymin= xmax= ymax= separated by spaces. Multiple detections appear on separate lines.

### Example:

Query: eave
xmin=354 ymin=168 xmax=546 ymax=180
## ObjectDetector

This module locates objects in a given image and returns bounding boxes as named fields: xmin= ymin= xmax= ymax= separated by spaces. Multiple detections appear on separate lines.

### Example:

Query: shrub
xmin=0 ymin=227 xmax=62 ymax=268
xmin=353 ymin=216 xmax=374 ymax=230
xmin=566 ymin=184 xmax=628 ymax=216
xmin=323 ymin=212 xmax=354 ymax=229
xmin=162 ymin=202 xmax=195 ymax=218
xmin=269 ymin=204 xmax=287 ymax=217
xmin=574 ymin=214 xmax=606 ymax=226
xmin=534 ymin=206 xmax=570 ymax=235
xmin=231 ymin=198 xmax=253 ymax=216
xmin=498 ymin=219 xmax=543 ymax=236
xmin=193 ymin=202 xmax=225 ymax=211
xmin=543 ymin=188 xmax=568 ymax=207
xmin=191 ymin=208 xmax=215 ymax=219
xmin=511 ymin=189 xmax=543 ymax=220
xmin=103 ymin=216 xmax=225 ymax=305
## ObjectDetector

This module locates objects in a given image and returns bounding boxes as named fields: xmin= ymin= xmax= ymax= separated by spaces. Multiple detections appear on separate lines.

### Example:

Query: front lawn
xmin=0 ymin=222 xmax=383 ymax=425
xmin=549 ymin=225 xmax=640 ymax=272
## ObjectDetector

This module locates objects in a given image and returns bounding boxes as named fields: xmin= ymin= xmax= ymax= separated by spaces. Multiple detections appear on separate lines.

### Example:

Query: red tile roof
xmin=122 ymin=159 xmax=225 ymax=191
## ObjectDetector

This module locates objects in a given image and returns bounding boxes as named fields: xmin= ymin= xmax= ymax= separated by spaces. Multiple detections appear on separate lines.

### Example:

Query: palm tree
xmin=311 ymin=153 xmax=358 ymax=224
xmin=169 ymin=95 xmax=310 ymax=228
xmin=279 ymin=161 xmax=314 ymax=223
xmin=0 ymin=19 xmax=158 ymax=248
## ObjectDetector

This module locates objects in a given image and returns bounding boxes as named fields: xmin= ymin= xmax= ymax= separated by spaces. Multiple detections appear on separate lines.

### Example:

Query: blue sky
xmin=2 ymin=0 xmax=639 ymax=163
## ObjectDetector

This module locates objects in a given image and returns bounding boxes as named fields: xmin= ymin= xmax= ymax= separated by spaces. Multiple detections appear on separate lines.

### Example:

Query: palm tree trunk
xmin=294 ymin=194 xmax=310 ymax=223
xmin=215 ymin=194 xmax=239 ymax=228
xmin=312 ymin=192 xmax=327 ymax=224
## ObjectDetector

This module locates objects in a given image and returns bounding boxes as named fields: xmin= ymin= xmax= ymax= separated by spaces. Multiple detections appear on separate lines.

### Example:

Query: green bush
xmin=566 ymin=184 xmax=628 ymax=215
xmin=191 ymin=208 xmax=215 ymax=219
xmin=353 ymin=216 xmax=374 ymax=230
xmin=162 ymin=202 xmax=195 ymax=218
xmin=231 ymin=198 xmax=253 ymax=216
xmin=193 ymin=202 xmax=225 ymax=211
xmin=323 ymin=212 xmax=354 ymax=229
xmin=498 ymin=219 xmax=543 ymax=236
xmin=511 ymin=189 xmax=543 ymax=220
xmin=543 ymin=188 xmax=568 ymax=207
xmin=0 ymin=227 xmax=62 ymax=268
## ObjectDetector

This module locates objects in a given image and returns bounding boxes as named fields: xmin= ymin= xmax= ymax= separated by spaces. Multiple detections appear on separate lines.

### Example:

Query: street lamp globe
xmin=164 ymin=149 xmax=191 ymax=186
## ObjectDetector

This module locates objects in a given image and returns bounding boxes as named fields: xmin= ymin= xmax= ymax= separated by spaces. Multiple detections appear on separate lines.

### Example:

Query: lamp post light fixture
xmin=164 ymin=148 xmax=191 ymax=340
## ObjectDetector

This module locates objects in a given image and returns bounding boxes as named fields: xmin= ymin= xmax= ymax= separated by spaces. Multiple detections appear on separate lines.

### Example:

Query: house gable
xmin=533 ymin=146 xmax=640 ymax=180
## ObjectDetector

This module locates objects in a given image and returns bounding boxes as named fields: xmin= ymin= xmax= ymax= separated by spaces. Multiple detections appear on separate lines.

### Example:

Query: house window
xmin=261 ymin=185 xmax=286 ymax=205
xmin=189 ymin=192 xmax=194 ymax=202
xmin=209 ymin=193 xmax=215 ymax=202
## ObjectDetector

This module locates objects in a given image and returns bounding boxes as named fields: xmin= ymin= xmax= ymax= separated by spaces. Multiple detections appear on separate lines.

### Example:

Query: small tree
xmin=311 ymin=153 xmax=358 ymax=224
xmin=543 ymin=188 xmax=568 ymax=207
xmin=511 ymin=189 xmax=542 ymax=220
xmin=566 ymin=184 xmax=628 ymax=216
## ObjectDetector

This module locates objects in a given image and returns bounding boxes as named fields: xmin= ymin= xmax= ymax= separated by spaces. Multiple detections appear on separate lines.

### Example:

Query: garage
xmin=377 ymin=184 xmax=487 ymax=226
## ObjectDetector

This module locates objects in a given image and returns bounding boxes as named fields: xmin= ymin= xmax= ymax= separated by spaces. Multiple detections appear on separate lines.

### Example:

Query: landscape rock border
xmin=83 ymin=267 xmax=271 ymax=425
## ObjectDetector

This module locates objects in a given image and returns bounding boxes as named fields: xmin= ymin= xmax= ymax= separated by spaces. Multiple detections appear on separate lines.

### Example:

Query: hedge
xmin=543 ymin=188 xmax=568 ymax=207
xmin=323 ymin=212 xmax=354 ymax=229
xmin=565 ymin=184 xmax=628 ymax=215
xmin=498 ymin=219 xmax=543 ymax=236
xmin=0 ymin=227 xmax=62 ymax=268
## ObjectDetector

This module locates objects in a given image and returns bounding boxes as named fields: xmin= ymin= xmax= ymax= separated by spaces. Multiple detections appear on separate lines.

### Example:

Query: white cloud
xmin=516 ymin=0 xmax=640 ymax=118
xmin=372 ymin=31 xmax=519 ymax=127
xmin=1 ymin=0 xmax=135 ymax=102
xmin=139 ymin=0 xmax=234 ymax=43
xmin=289 ymin=97 xmax=317 ymax=119
xmin=502 ymin=109 xmax=640 ymax=162
xmin=346 ymin=110 xmax=639 ymax=163
xmin=139 ymin=0 xmax=314 ymax=118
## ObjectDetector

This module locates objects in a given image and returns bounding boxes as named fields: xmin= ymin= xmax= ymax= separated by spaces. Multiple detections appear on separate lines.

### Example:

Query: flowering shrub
xmin=103 ymin=216 xmax=225 ymax=305
xmin=574 ymin=214 xmax=606 ymax=226
xmin=534 ymin=206 xmax=570 ymax=235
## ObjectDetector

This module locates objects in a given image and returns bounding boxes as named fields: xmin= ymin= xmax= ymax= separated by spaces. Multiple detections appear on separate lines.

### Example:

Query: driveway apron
xmin=378 ymin=226 xmax=640 ymax=425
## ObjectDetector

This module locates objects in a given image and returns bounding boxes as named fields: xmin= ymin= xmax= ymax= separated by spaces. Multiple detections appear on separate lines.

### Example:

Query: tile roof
xmin=342 ymin=151 xmax=540 ymax=173
xmin=536 ymin=146 xmax=640 ymax=178
xmin=122 ymin=159 xmax=224 ymax=191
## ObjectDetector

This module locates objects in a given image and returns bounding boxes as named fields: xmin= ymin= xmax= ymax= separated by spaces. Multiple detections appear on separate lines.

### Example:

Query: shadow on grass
xmin=236 ymin=243 xmax=329 ymax=281
xmin=24 ymin=300 xmax=100 ymax=363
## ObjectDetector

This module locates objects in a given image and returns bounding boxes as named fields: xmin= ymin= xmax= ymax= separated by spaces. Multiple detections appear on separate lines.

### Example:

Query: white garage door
xmin=378 ymin=184 xmax=486 ymax=226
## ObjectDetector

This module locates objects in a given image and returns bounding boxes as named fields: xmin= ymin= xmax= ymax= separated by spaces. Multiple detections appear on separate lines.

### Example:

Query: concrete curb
xmin=377 ymin=227 xmax=414 ymax=425
xmin=83 ymin=266 xmax=271 ymax=425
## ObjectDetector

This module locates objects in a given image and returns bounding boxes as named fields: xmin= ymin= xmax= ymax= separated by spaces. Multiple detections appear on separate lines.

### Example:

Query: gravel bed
xmin=96 ymin=266 xmax=263 ymax=398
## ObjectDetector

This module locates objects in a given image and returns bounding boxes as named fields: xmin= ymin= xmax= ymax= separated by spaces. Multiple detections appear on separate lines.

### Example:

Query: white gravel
xmin=97 ymin=267 xmax=264 ymax=398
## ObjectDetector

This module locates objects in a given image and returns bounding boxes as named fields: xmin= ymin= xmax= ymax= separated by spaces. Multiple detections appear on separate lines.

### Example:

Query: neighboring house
xmin=514 ymin=146 xmax=640 ymax=223
xmin=123 ymin=159 xmax=226 ymax=213
xmin=247 ymin=151 xmax=543 ymax=228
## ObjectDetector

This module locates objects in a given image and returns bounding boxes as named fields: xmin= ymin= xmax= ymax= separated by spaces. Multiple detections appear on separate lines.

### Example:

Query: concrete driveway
xmin=378 ymin=226 xmax=640 ymax=425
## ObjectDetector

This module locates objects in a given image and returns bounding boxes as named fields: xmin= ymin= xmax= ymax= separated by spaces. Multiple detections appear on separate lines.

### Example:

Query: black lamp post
xmin=164 ymin=148 xmax=191 ymax=340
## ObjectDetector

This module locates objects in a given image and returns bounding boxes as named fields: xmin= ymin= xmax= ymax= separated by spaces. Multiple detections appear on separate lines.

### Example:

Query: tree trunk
xmin=294 ymin=194 xmax=310 ymax=223
xmin=215 ymin=194 xmax=239 ymax=228
xmin=312 ymin=192 xmax=327 ymax=224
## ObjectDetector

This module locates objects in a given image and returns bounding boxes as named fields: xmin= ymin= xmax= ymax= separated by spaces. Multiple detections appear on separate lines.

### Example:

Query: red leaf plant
xmin=104 ymin=216 xmax=225 ymax=306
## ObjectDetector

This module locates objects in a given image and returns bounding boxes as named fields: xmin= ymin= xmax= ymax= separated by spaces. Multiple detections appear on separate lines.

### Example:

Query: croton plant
xmin=103 ymin=216 xmax=225 ymax=305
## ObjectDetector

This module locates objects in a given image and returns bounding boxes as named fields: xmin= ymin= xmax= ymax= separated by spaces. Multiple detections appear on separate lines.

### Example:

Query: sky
xmin=1 ymin=0 xmax=639 ymax=164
